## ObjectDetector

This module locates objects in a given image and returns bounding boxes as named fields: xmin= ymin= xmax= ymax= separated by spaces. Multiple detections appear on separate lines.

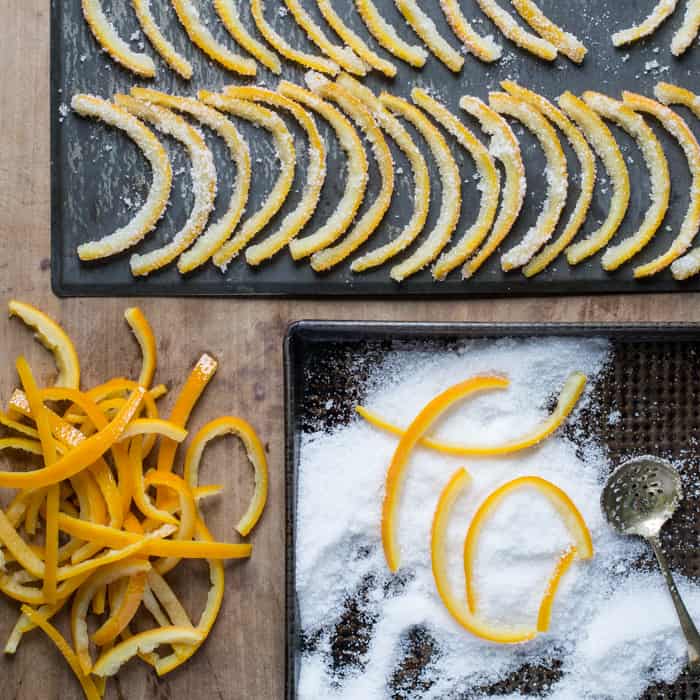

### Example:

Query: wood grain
xmin=1 ymin=1 xmax=700 ymax=698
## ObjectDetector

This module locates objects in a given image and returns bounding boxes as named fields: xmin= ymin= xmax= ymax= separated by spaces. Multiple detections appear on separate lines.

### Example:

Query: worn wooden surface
xmin=1 ymin=1 xmax=700 ymax=698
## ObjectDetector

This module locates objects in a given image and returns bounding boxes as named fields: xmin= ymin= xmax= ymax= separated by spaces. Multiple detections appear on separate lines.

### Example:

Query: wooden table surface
xmin=1 ymin=1 xmax=700 ymax=698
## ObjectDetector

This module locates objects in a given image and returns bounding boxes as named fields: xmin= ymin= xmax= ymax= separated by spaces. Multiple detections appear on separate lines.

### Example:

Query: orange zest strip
xmin=4 ymin=599 xmax=67 ymax=655
xmin=438 ymin=0 xmax=502 ymax=62
xmin=537 ymin=545 xmax=577 ymax=632
xmin=382 ymin=375 xmax=509 ymax=572
xmin=124 ymin=307 xmax=157 ymax=387
xmin=130 ymin=436 xmax=178 ymax=526
xmin=43 ymin=486 xmax=60 ymax=605
xmin=0 ymin=437 xmax=42 ymax=454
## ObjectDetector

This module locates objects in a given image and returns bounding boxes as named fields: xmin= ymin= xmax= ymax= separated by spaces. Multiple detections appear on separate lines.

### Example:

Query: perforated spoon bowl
xmin=601 ymin=456 xmax=700 ymax=672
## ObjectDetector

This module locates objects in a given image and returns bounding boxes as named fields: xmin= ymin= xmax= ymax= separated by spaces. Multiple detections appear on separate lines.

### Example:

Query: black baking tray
xmin=52 ymin=0 xmax=700 ymax=297
xmin=284 ymin=321 xmax=700 ymax=699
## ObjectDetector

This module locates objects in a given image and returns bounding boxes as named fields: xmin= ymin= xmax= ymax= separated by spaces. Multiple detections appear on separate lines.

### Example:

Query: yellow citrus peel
xmin=612 ymin=0 xmax=678 ymax=47
xmin=672 ymin=0 xmax=700 ymax=55
xmin=439 ymin=0 xmax=502 ymax=62
xmin=124 ymin=307 xmax=156 ymax=387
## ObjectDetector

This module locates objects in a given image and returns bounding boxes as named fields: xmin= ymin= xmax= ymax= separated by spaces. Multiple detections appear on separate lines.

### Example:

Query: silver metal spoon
xmin=601 ymin=456 xmax=700 ymax=672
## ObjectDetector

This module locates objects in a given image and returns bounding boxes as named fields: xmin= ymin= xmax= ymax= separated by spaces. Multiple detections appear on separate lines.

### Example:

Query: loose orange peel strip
xmin=672 ymin=0 xmax=700 ymax=55
xmin=198 ymin=92 xmax=296 ymax=270
xmin=490 ymin=91 xmax=568 ymax=271
xmin=395 ymin=0 xmax=464 ymax=71
xmin=4 ymin=599 xmax=66 ymax=655
xmin=439 ymin=0 xmax=502 ymax=62
xmin=622 ymin=90 xmax=700 ymax=278
xmin=119 ymin=418 xmax=187 ymax=443
xmin=358 ymin=371 xmax=586 ymax=456
xmin=355 ymin=0 xmax=428 ymax=67
xmin=250 ymin=0 xmax=340 ymax=75
xmin=0 ymin=438 xmax=42 ymax=455
xmin=81 ymin=0 xmax=156 ymax=77
xmin=316 ymin=0 xmax=397 ymax=77
xmin=9 ymin=301 xmax=81 ymax=390
xmin=501 ymin=82 xmax=596 ymax=277
xmin=335 ymin=74 xmax=430 ymax=273
xmin=460 ymin=96 xmax=526 ymax=278
xmin=612 ymin=0 xmax=678 ymax=47
xmin=511 ymin=0 xmax=586 ymax=62
xmin=475 ymin=0 xmax=557 ymax=60
xmin=92 ymin=570 xmax=146 ymax=646
xmin=383 ymin=375 xmax=508 ymax=573
xmin=306 ymin=74 xmax=394 ymax=272
xmin=131 ymin=0 xmax=193 ymax=79
xmin=212 ymin=0 xmax=283 ymax=74
xmin=583 ymin=91 xmax=670 ymax=271
xmin=114 ymin=95 xmax=217 ymax=277
xmin=559 ymin=91 xmax=631 ymax=266
xmin=170 ymin=0 xmax=257 ymax=76
xmin=131 ymin=88 xmax=252 ymax=274
xmin=537 ymin=545 xmax=577 ymax=632
xmin=381 ymin=93 xmax=461 ymax=281
xmin=124 ymin=307 xmax=156 ymax=387
xmin=411 ymin=89 xmax=499 ymax=280
xmin=71 ymin=95 xmax=172 ymax=261
xmin=279 ymin=80 xmax=369 ymax=260
xmin=223 ymin=86 xmax=327 ymax=265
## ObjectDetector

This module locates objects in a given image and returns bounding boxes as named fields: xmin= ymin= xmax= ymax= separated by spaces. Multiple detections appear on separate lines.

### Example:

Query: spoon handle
xmin=649 ymin=535 xmax=700 ymax=673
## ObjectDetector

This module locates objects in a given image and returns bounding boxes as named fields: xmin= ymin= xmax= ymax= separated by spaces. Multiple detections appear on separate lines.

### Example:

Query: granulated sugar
xmin=295 ymin=337 xmax=700 ymax=699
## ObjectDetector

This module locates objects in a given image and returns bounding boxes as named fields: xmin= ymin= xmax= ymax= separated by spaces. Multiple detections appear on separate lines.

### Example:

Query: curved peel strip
xmin=612 ymin=0 xmax=678 ymax=46
xmin=124 ymin=307 xmax=156 ymax=387
xmin=224 ymin=86 xmax=327 ymax=265
xmin=119 ymin=418 xmax=187 ymax=442
xmin=583 ymin=91 xmax=670 ymax=271
xmin=439 ymin=0 xmax=502 ymax=62
xmin=81 ymin=0 xmax=156 ymax=77
xmin=460 ymin=96 xmax=526 ymax=278
xmin=381 ymin=93 xmax=461 ymax=281
xmin=382 ymin=375 xmax=509 ymax=572
xmin=4 ymin=600 xmax=66 ymax=655
xmin=0 ymin=437 xmax=42 ymax=455
xmin=672 ymin=0 xmax=700 ymax=55
xmin=559 ymin=91 xmax=630 ymax=265
xmin=72 ymin=95 xmax=172 ymax=261
xmin=92 ymin=570 xmax=147 ymax=646
xmin=279 ymin=80 xmax=369 ymax=260
xmin=411 ymin=89 xmax=500 ymax=280
xmin=537 ymin=545 xmax=577 ymax=632
xmin=490 ymin=92 xmax=568 ymax=271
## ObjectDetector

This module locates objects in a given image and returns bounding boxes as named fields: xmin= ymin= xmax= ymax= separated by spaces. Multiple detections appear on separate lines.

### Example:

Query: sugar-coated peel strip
xmin=131 ymin=0 xmax=193 ymax=79
xmin=490 ymin=91 xmax=568 ymax=271
xmin=382 ymin=375 xmax=509 ymax=572
xmin=559 ymin=92 xmax=631 ymax=266
xmin=430 ymin=469 xmax=537 ymax=643
xmin=511 ymin=0 xmax=586 ymax=62
xmin=213 ymin=0 xmax=282 ymax=74
xmin=9 ymin=301 xmax=81 ymax=390
xmin=114 ymin=96 xmax=217 ymax=276
xmin=224 ymin=86 xmax=327 ymax=265
xmin=460 ymin=96 xmax=526 ymax=278
xmin=358 ymin=371 xmax=586 ymax=456
xmin=502 ymin=82 xmax=596 ymax=277
xmin=71 ymin=95 xmax=172 ymax=261
xmin=582 ymin=91 xmax=670 ymax=271
xmin=412 ymin=89 xmax=499 ymax=280
xmin=672 ymin=0 xmax=700 ymax=55
xmin=306 ymin=75 xmax=394 ymax=271
xmin=612 ymin=0 xmax=678 ymax=47
xmin=335 ymin=75 xmax=430 ymax=272
xmin=355 ymin=0 xmax=428 ymax=66
xmin=170 ymin=0 xmax=257 ymax=76
xmin=124 ymin=307 xmax=156 ymax=387
xmin=439 ymin=0 xmax=502 ymax=62
xmin=130 ymin=88 xmax=251 ymax=273
xmin=250 ymin=0 xmax=339 ymax=75
xmin=381 ymin=93 xmax=462 ymax=281
xmin=623 ymin=91 xmax=700 ymax=278
xmin=475 ymin=0 xmax=557 ymax=60
xmin=278 ymin=80 xmax=369 ymax=260
xmin=316 ymin=0 xmax=398 ymax=77
xmin=395 ymin=0 xmax=464 ymax=72
xmin=198 ymin=92 xmax=295 ymax=269
xmin=283 ymin=0 xmax=367 ymax=75
xmin=81 ymin=0 xmax=156 ymax=77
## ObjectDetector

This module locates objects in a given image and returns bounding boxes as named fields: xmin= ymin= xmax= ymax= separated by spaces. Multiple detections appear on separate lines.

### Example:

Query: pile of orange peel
xmin=0 ymin=301 xmax=268 ymax=698
xmin=357 ymin=371 xmax=593 ymax=642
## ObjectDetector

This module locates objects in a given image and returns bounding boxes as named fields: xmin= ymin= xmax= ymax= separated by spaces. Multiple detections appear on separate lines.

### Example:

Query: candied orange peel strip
xmin=382 ymin=375 xmax=509 ymax=573
xmin=672 ymin=0 xmax=700 ymax=55
xmin=81 ymin=0 xmax=156 ymax=77
xmin=358 ymin=371 xmax=586 ymax=456
xmin=224 ymin=86 xmax=327 ymax=265
xmin=583 ymin=91 xmax=670 ymax=271
xmin=411 ymin=89 xmax=500 ymax=280
xmin=612 ymin=0 xmax=678 ymax=47
xmin=124 ymin=307 xmax=156 ymax=388
xmin=460 ymin=96 xmax=526 ymax=278
xmin=381 ymin=93 xmax=462 ymax=281
xmin=71 ymin=95 xmax=172 ymax=261
xmin=439 ymin=0 xmax=502 ymax=62
xmin=559 ymin=91 xmax=630 ymax=266
xmin=490 ymin=91 xmax=568 ymax=271
xmin=537 ymin=545 xmax=577 ymax=631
